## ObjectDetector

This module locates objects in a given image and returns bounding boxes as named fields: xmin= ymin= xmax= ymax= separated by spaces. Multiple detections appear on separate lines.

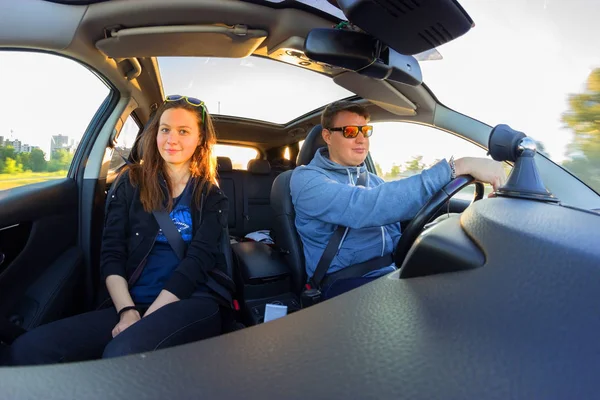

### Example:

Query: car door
xmin=0 ymin=50 xmax=114 ymax=335
xmin=367 ymin=121 xmax=509 ymax=227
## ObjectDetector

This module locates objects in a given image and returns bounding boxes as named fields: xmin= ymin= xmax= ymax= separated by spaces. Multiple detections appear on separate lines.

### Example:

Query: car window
xmin=419 ymin=0 xmax=600 ymax=195
xmin=0 ymin=51 xmax=110 ymax=191
xmin=109 ymin=115 xmax=142 ymax=171
xmin=369 ymin=122 xmax=509 ymax=199
xmin=214 ymin=144 xmax=258 ymax=170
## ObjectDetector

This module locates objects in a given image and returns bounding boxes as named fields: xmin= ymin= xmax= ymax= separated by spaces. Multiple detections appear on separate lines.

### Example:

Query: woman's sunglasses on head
xmin=328 ymin=125 xmax=373 ymax=138
xmin=165 ymin=95 xmax=206 ymax=124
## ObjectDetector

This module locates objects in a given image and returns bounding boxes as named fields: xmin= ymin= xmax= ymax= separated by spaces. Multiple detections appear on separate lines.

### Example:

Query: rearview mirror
xmin=304 ymin=28 xmax=422 ymax=86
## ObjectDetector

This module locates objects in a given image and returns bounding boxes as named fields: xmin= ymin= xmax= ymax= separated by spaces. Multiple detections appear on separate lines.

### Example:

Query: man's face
xmin=322 ymin=111 xmax=370 ymax=167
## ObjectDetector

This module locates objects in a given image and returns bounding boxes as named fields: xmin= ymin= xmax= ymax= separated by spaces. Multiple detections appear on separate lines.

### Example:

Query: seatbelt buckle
xmin=301 ymin=288 xmax=322 ymax=308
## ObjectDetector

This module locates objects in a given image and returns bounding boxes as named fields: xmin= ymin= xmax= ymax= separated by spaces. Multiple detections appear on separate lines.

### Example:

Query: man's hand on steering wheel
xmin=394 ymin=156 xmax=507 ymax=267
xmin=454 ymin=157 xmax=507 ymax=191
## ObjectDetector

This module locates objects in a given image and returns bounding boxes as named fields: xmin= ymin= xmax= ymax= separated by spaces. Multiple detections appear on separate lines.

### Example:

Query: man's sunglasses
xmin=165 ymin=95 xmax=206 ymax=124
xmin=328 ymin=125 xmax=373 ymax=138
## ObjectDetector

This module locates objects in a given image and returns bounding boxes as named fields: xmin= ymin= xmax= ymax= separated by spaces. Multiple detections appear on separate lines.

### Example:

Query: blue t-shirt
xmin=130 ymin=182 xmax=193 ymax=304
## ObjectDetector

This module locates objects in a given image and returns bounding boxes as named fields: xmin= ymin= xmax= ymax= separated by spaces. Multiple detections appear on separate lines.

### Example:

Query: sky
xmin=1 ymin=0 xmax=598 ymax=173
xmin=419 ymin=0 xmax=600 ymax=163
xmin=0 ymin=52 xmax=110 ymax=159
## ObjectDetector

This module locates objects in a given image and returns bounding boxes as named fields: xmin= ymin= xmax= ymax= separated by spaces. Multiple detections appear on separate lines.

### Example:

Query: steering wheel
xmin=394 ymin=175 xmax=484 ymax=268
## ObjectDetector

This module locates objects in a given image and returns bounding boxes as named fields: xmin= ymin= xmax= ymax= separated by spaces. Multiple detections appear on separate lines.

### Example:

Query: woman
xmin=6 ymin=95 xmax=231 ymax=365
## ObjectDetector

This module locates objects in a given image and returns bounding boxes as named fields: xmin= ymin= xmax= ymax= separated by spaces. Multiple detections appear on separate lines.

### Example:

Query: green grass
xmin=0 ymin=171 xmax=68 ymax=191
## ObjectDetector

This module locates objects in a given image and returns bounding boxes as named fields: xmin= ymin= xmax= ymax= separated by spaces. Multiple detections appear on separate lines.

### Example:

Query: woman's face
xmin=156 ymin=108 xmax=201 ymax=167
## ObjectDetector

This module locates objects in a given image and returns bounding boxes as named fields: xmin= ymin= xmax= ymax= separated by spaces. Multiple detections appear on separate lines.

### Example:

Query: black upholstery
xmin=270 ymin=124 xmax=327 ymax=293
xmin=217 ymin=157 xmax=278 ymax=237
xmin=270 ymin=170 xmax=305 ymax=293
xmin=296 ymin=124 xmax=326 ymax=166
xmin=247 ymin=159 xmax=271 ymax=175
xmin=217 ymin=156 xmax=233 ymax=172
xmin=220 ymin=226 xmax=234 ymax=279
xmin=243 ymin=160 xmax=274 ymax=234
xmin=217 ymin=157 xmax=243 ymax=237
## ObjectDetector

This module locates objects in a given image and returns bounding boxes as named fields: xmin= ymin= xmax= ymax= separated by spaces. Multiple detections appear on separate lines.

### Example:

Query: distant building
xmin=51 ymin=134 xmax=69 ymax=155
xmin=5 ymin=139 xmax=22 ymax=153
xmin=21 ymin=144 xmax=34 ymax=153
xmin=68 ymin=138 xmax=80 ymax=154
xmin=0 ymin=136 xmax=4 ymax=147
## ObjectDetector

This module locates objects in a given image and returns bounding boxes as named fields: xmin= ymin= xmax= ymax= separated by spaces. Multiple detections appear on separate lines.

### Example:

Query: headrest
xmin=217 ymin=156 xmax=232 ymax=172
xmin=297 ymin=124 xmax=326 ymax=166
xmin=247 ymin=159 xmax=271 ymax=175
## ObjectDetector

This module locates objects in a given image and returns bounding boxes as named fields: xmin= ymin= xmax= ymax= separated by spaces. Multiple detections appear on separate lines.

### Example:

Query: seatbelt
xmin=310 ymin=170 xmax=372 ymax=288
xmin=320 ymin=253 xmax=394 ymax=288
xmin=243 ymin=182 xmax=249 ymax=222
xmin=152 ymin=210 xmax=233 ymax=306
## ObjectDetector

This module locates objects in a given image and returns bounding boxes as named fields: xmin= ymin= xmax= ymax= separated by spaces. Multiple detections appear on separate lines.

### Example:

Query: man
xmin=290 ymin=100 xmax=506 ymax=298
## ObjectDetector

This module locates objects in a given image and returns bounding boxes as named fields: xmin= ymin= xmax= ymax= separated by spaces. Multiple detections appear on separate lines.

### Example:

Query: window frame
xmin=214 ymin=142 xmax=260 ymax=171
xmin=108 ymin=113 xmax=143 ymax=172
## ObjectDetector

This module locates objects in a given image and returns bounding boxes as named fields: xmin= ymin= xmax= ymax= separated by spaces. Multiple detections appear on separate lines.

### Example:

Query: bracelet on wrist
xmin=449 ymin=156 xmax=456 ymax=179
xmin=117 ymin=305 xmax=137 ymax=317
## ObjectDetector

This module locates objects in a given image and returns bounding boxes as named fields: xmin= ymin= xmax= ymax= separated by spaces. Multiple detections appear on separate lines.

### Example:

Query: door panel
xmin=0 ymin=179 xmax=84 ymax=330
xmin=0 ymin=50 xmax=112 ymax=336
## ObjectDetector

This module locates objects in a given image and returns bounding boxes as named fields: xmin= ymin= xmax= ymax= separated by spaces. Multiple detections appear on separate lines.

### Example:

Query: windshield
xmin=157 ymin=56 xmax=353 ymax=124
xmin=258 ymin=0 xmax=346 ymax=19
xmin=420 ymin=0 xmax=600 ymax=193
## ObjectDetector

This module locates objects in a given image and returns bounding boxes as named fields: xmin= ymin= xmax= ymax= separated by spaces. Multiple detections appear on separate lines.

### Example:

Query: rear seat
xmin=217 ymin=156 xmax=244 ymax=238
xmin=216 ymin=156 xmax=278 ymax=238
xmin=243 ymin=159 xmax=275 ymax=234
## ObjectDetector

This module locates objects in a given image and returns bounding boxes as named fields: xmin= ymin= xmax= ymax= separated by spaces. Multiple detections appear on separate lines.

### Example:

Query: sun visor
xmin=334 ymin=72 xmax=416 ymax=116
xmin=96 ymin=24 xmax=267 ymax=58
xmin=336 ymin=0 xmax=474 ymax=55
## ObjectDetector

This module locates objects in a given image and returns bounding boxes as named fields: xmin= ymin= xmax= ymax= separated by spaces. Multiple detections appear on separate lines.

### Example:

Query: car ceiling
xmin=1 ymin=0 xmax=438 ymax=149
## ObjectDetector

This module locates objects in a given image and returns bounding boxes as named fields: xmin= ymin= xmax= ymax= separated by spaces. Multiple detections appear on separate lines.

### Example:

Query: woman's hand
xmin=144 ymin=290 xmax=180 ymax=318
xmin=112 ymin=308 xmax=141 ymax=338
xmin=454 ymin=157 xmax=507 ymax=191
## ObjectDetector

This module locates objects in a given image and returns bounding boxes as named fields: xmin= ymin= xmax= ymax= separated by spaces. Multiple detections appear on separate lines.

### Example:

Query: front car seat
xmin=270 ymin=125 xmax=326 ymax=294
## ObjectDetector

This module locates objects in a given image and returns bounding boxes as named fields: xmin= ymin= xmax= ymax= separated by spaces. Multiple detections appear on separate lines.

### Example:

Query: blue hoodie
xmin=290 ymin=148 xmax=452 ymax=279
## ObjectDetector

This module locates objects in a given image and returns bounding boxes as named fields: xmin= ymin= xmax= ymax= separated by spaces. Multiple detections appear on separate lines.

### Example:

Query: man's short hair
xmin=321 ymin=100 xmax=370 ymax=129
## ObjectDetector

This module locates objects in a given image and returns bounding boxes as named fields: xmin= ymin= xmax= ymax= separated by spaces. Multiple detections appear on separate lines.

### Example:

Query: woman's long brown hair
xmin=128 ymin=99 xmax=218 ymax=212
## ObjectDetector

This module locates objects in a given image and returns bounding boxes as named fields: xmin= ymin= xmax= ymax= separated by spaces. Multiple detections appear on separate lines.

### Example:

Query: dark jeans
xmin=322 ymin=277 xmax=377 ymax=299
xmin=3 ymin=297 xmax=222 ymax=366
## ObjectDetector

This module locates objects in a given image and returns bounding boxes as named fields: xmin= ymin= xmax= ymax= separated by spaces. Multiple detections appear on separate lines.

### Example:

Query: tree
xmin=0 ymin=146 xmax=16 ymax=162
xmin=48 ymin=149 xmax=73 ymax=172
xmin=375 ymin=162 xmax=383 ymax=177
xmin=561 ymin=68 xmax=600 ymax=192
xmin=383 ymin=164 xmax=401 ymax=181
xmin=17 ymin=152 xmax=32 ymax=172
xmin=404 ymin=155 xmax=425 ymax=175
xmin=30 ymin=148 xmax=47 ymax=172
xmin=3 ymin=157 xmax=23 ymax=174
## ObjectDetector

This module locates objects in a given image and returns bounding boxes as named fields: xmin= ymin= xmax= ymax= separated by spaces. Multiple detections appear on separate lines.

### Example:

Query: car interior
xmin=1 ymin=0 xmax=600 ymax=398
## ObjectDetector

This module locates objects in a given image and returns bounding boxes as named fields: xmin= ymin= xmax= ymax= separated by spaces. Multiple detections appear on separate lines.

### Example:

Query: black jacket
xmin=100 ymin=170 xmax=229 ymax=300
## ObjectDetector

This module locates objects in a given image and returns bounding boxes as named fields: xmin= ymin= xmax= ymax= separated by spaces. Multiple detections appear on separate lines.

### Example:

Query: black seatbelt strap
xmin=152 ymin=210 xmax=233 ymax=305
xmin=243 ymin=183 xmax=249 ymax=222
xmin=310 ymin=170 xmax=368 ymax=288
